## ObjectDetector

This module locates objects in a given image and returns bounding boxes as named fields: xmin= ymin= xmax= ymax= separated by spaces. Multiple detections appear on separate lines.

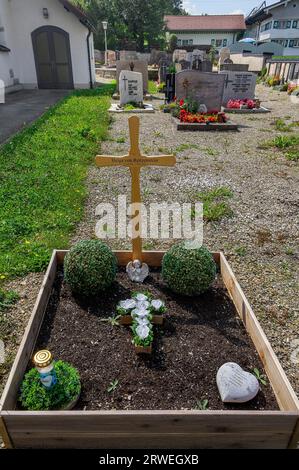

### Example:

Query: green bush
xmin=64 ymin=240 xmax=117 ymax=296
xmin=19 ymin=361 xmax=81 ymax=411
xmin=162 ymin=242 xmax=216 ymax=296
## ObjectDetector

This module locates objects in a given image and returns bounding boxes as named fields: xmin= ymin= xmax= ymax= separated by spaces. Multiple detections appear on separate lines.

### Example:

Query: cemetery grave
xmin=109 ymin=71 xmax=154 ymax=114
xmin=169 ymin=71 xmax=239 ymax=131
xmin=1 ymin=116 xmax=298 ymax=449
xmin=220 ymin=71 xmax=270 ymax=114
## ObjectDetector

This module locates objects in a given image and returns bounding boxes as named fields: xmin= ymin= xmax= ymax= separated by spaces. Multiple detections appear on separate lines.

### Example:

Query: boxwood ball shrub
xmin=64 ymin=240 xmax=117 ymax=296
xmin=162 ymin=242 xmax=216 ymax=296
xmin=19 ymin=361 xmax=81 ymax=411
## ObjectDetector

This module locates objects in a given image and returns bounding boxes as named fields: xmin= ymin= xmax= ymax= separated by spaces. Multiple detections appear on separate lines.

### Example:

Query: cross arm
xmin=95 ymin=155 xmax=129 ymax=167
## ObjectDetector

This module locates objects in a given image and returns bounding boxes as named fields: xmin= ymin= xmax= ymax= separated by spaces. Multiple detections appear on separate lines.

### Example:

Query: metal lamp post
xmin=102 ymin=21 xmax=108 ymax=66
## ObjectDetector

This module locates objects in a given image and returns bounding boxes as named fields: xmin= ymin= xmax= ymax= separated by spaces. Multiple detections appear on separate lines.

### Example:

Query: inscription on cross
xmin=95 ymin=116 xmax=176 ymax=263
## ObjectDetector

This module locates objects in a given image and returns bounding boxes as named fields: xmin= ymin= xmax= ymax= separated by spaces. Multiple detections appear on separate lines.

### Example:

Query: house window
xmin=286 ymin=20 xmax=292 ymax=28
xmin=177 ymin=39 xmax=182 ymax=46
xmin=216 ymin=39 xmax=222 ymax=47
xmin=273 ymin=20 xmax=280 ymax=29
xmin=189 ymin=39 xmax=193 ymax=45
xmin=293 ymin=20 xmax=298 ymax=28
xmin=223 ymin=39 xmax=227 ymax=46
xmin=289 ymin=39 xmax=299 ymax=47
xmin=261 ymin=21 xmax=272 ymax=32
xmin=182 ymin=39 xmax=189 ymax=46
xmin=211 ymin=39 xmax=215 ymax=45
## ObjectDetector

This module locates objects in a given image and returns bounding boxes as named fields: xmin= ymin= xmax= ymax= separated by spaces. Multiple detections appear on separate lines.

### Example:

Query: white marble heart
xmin=216 ymin=362 xmax=259 ymax=403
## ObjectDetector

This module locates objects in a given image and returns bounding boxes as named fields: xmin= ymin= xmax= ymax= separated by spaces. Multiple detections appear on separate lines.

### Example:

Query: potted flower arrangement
xmin=117 ymin=292 xmax=166 ymax=354
xmin=161 ymin=98 xmax=228 ymax=124
xmin=227 ymin=98 xmax=256 ymax=110
xmin=117 ymin=292 xmax=166 ymax=326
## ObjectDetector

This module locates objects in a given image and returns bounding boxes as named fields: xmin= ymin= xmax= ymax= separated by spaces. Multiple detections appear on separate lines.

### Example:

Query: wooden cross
xmin=95 ymin=116 xmax=176 ymax=261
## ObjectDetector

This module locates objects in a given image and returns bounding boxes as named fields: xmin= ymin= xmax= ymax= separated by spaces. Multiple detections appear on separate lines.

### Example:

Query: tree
xmin=168 ymin=34 xmax=178 ymax=53
xmin=73 ymin=0 xmax=186 ymax=51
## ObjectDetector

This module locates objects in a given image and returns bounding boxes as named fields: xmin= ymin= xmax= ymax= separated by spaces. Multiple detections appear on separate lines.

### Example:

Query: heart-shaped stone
xmin=216 ymin=362 xmax=260 ymax=403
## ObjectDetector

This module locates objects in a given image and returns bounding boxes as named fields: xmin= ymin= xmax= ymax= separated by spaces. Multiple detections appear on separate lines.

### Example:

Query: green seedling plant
xmin=253 ymin=368 xmax=267 ymax=386
xmin=100 ymin=315 xmax=121 ymax=327
xmin=107 ymin=379 xmax=119 ymax=393
xmin=196 ymin=399 xmax=209 ymax=410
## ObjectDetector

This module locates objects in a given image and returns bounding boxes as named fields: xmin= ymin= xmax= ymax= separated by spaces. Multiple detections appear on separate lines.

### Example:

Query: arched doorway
xmin=32 ymin=26 xmax=74 ymax=89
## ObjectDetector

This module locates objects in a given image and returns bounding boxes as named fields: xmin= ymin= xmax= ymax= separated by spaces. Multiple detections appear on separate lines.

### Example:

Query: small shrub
xmin=162 ymin=242 xmax=216 ymax=296
xmin=64 ymin=240 xmax=117 ymax=296
xmin=19 ymin=361 xmax=81 ymax=410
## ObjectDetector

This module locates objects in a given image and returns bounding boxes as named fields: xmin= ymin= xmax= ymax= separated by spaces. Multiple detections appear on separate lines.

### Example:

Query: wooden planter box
xmin=1 ymin=250 xmax=298 ymax=449
xmin=135 ymin=345 xmax=153 ymax=355
xmin=172 ymin=117 xmax=239 ymax=132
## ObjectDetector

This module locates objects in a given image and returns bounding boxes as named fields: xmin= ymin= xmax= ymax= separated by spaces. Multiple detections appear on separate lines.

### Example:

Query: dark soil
xmin=36 ymin=268 xmax=279 ymax=411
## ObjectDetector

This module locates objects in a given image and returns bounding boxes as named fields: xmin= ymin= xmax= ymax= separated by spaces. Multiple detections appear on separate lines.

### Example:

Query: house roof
xmin=164 ymin=14 xmax=246 ymax=32
xmin=58 ymin=0 xmax=96 ymax=32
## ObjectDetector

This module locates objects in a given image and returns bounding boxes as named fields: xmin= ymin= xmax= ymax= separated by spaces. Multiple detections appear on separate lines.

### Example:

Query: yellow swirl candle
xmin=33 ymin=350 xmax=57 ymax=389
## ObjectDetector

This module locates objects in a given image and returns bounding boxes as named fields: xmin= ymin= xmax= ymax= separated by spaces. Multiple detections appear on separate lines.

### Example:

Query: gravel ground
xmin=1 ymin=84 xmax=298 ymax=415
xmin=73 ymin=84 xmax=299 ymax=396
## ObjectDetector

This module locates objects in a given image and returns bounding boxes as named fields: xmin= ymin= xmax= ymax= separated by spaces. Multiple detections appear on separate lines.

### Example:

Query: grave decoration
xmin=169 ymin=70 xmax=238 ymax=130
xmin=1 ymin=118 xmax=299 ymax=449
xmin=216 ymin=363 xmax=259 ymax=404
xmin=19 ymin=351 xmax=81 ymax=411
xmin=219 ymin=70 xmax=269 ymax=113
xmin=110 ymin=70 xmax=154 ymax=113
xmin=117 ymin=292 xmax=166 ymax=354
xmin=96 ymin=116 xmax=176 ymax=271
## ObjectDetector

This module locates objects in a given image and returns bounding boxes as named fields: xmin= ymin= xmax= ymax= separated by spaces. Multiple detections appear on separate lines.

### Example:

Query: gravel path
xmin=73 ymin=84 xmax=299 ymax=396
xmin=1 ymin=84 xmax=298 ymax=409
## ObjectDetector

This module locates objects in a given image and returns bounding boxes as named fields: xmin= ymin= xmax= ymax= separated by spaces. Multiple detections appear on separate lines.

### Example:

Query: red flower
xmin=179 ymin=99 xmax=184 ymax=107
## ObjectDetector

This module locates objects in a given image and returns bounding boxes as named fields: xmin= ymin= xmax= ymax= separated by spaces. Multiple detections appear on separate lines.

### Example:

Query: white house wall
xmin=1 ymin=0 xmax=94 ymax=89
xmin=175 ymin=31 xmax=237 ymax=48
xmin=0 ymin=0 xmax=21 ymax=87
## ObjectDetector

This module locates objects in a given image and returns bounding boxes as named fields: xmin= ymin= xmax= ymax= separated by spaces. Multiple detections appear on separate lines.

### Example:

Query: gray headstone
xmin=119 ymin=70 xmax=143 ymax=106
xmin=173 ymin=49 xmax=187 ymax=63
xmin=120 ymin=50 xmax=138 ymax=61
xmin=107 ymin=50 xmax=116 ymax=66
xmin=219 ymin=47 xmax=231 ymax=65
xmin=220 ymin=71 xmax=257 ymax=106
xmin=116 ymin=60 xmax=148 ymax=93
xmin=220 ymin=64 xmax=249 ymax=72
xmin=175 ymin=70 xmax=225 ymax=112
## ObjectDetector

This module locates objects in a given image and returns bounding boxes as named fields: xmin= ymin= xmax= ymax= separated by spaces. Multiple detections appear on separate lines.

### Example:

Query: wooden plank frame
xmin=0 ymin=250 xmax=298 ymax=449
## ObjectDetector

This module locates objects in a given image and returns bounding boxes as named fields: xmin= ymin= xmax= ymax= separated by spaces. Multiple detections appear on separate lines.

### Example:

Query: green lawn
xmin=0 ymin=84 xmax=114 ymax=280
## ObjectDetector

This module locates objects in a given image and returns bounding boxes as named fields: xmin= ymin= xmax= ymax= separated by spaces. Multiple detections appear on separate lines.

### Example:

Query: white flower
xmin=119 ymin=299 xmax=136 ymax=311
xmin=131 ymin=307 xmax=150 ymax=318
xmin=135 ymin=317 xmax=150 ymax=327
xmin=135 ymin=293 xmax=148 ymax=302
xmin=151 ymin=299 xmax=165 ymax=311
xmin=136 ymin=324 xmax=150 ymax=340
xmin=136 ymin=300 xmax=150 ymax=310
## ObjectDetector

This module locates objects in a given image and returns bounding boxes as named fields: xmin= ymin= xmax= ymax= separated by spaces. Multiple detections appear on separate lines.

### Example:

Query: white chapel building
xmin=0 ymin=0 xmax=96 ymax=92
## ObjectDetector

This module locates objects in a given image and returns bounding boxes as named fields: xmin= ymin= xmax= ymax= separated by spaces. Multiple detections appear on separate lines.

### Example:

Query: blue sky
xmin=183 ymin=0 xmax=269 ymax=16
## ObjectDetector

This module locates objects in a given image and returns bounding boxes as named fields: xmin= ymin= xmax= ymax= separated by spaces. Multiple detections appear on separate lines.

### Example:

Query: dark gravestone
xmin=165 ymin=73 xmax=176 ymax=103
xmin=175 ymin=70 xmax=225 ymax=112
xmin=177 ymin=60 xmax=191 ymax=71
xmin=158 ymin=58 xmax=171 ymax=84
xmin=199 ymin=60 xmax=213 ymax=72
xmin=220 ymin=64 xmax=249 ymax=72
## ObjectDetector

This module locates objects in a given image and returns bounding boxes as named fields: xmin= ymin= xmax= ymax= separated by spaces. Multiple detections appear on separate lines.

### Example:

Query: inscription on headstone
xmin=220 ymin=71 xmax=257 ymax=106
xmin=175 ymin=70 xmax=225 ymax=111
xmin=119 ymin=70 xmax=143 ymax=106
